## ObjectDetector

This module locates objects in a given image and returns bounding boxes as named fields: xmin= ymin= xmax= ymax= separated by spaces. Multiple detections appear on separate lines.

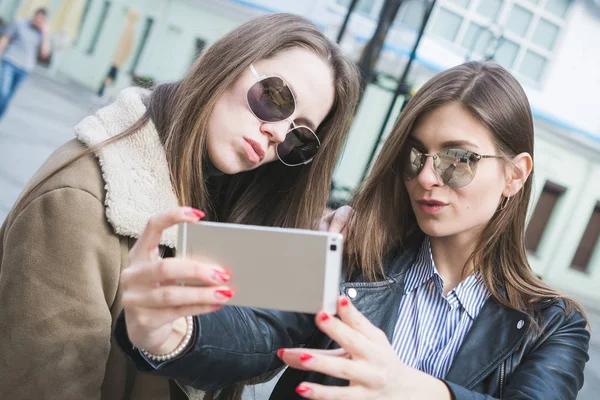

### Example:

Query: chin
xmin=415 ymin=219 xmax=453 ymax=238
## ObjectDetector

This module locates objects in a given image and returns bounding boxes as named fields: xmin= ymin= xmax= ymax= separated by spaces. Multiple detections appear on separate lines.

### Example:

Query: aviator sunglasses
xmin=246 ymin=64 xmax=321 ymax=167
xmin=403 ymin=145 xmax=504 ymax=188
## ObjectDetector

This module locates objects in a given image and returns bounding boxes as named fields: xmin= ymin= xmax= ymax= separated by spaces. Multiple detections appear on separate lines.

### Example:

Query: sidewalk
xmin=0 ymin=72 xmax=598 ymax=399
xmin=0 ymin=70 xmax=101 ymax=221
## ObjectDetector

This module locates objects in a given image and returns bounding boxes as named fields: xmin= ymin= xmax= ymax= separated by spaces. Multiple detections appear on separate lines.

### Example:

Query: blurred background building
xmin=0 ymin=0 xmax=598 ymax=301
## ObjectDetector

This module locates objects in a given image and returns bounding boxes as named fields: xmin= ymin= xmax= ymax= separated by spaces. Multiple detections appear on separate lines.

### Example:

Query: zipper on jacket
xmin=175 ymin=380 xmax=191 ymax=399
xmin=499 ymin=361 xmax=505 ymax=399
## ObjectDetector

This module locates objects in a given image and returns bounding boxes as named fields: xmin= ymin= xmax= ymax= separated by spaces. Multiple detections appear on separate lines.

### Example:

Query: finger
xmin=318 ymin=210 xmax=335 ymax=232
xmin=314 ymin=311 xmax=373 ymax=360
xmin=277 ymin=347 xmax=349 ymax=359
xmin=131 ymin=207 xmax=205 ymax=256
xmin=294 ymin=382 xmax=367 ymax=400
xmin=122 ymin=284 xmax=235 ymax=309
xmin=130 ymin=304 xmax=224 ymax=329
xmin=327 ymin=206 xmax=353 ymax=234
xmin=337 ymin=297 xmax=388 ymax=344
xmin=280 ymin=350 xmax=365 ymax=381
xmin=121 ymin=258 xmax=230 ymax=287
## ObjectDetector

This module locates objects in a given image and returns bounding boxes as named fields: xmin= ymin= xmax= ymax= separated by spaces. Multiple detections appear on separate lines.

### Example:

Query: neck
xmin=203 ymin=155 xmax=224 ymax=179
xmin=429 ymin=230 xmax=480 ymax=295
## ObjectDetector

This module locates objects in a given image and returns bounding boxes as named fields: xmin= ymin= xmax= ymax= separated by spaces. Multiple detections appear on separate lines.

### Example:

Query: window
xmin=430 ymin=7 xmax=463 ymax=41
xmin=462 ymin=22 xmax=493 ymax=54
xmin=335 ymin=0 xmax=378 ymax=16
xmin=532 ymin=18 xmax=559 ymax=50
xmin=477 ymin=0 xmax=503 ymax=21
xmin=431 ymin=0 xmax=571 ymax=83
xmin=519 ymin=50 xmax=546 ymax=80
xmin=495 ymin=38 xmax=520 ymax=68
xmin=505 ymin=4 xmax=533 ymax=37
xmin=87 ymin=1 xmax=111 ymax=55
xmin=448 ymin=0 xmax=471 ymax=8
xmin=571 ymin=203 xmax=600 ymax=273
xmin=545 ymin=0 xmax=570 ymax=17
xmin=395 ymin=0 xmax=427 ymax=30
xmin=525 ymin=181 xmax=566 ymax=253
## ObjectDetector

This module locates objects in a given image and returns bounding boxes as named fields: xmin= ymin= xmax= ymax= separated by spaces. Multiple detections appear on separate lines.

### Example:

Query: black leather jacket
xmin=115 ymin=239 xmax=590 ymax=399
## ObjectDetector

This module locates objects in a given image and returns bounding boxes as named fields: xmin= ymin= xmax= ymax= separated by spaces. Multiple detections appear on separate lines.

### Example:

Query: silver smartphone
xmin=176 ymin=221 xmax=343 ymax=314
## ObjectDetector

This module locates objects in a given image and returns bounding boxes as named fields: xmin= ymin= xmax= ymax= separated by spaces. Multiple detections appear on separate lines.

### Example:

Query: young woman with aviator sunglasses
xmin=116 ymin=61 xmax=589 ymax=400
xmin=0 ymin=13 xmax=360 ymax=400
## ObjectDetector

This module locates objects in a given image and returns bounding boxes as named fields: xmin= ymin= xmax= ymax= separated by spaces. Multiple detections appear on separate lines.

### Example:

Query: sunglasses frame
xmin=247 ymin=64 xmax=321 ymax=167
xmin=404 ymin=147 xmax=504 ymax=188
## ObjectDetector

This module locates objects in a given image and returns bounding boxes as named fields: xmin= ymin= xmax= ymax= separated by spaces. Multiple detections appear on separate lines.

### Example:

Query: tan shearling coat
xmin=0 ymin=88 xmax=202 ymax=400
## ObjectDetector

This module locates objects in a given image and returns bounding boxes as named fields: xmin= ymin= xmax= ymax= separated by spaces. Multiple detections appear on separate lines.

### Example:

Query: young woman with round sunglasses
xmin=0 ymin=13 xmax=360 ymax=399
xmin=116 ymin=61 xmax=589 ymax=400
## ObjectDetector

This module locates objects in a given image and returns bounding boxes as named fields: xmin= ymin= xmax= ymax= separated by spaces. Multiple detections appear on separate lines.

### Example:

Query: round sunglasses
xmin=403 ymin=147 xmax=503 ymax=188
xmin=246 ymin=64 xmax=320 ymax=167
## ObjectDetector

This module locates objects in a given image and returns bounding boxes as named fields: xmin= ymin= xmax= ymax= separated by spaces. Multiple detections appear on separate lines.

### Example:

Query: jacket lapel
xmin=343 ymin=243 xmax=417 ymax=339
xmin=445 ymin=297 xmax=530 ymax=388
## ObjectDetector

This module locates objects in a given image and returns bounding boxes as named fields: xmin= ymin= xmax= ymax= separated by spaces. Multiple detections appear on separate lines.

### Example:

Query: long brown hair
xmin=16 ymin=13 xmax=360 ymax=231
xmin=348 ymin=61 xmax=585 ymax=323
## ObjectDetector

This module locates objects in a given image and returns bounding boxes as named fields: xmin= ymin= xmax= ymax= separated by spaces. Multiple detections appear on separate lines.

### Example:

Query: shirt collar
xmin=404 ymin=237 xmax=490 ymax=319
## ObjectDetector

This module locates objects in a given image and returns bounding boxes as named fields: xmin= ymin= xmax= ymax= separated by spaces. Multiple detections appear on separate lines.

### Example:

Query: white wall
xmin=524 ymin=1 xmax=600 ymax=137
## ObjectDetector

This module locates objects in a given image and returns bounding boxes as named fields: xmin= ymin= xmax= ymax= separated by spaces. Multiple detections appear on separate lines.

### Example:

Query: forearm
xmin=115 ymin=306 xmax=316 ymax=391
xmin=0 ymin=35 xmax=10 ymax=54
xmin=39 ymin=34 xmax=50 ymax=59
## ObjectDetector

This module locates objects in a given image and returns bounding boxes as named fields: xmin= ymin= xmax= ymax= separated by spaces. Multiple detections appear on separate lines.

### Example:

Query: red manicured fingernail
xmin=212 ymin=269 xmax=231 ymax=283
xmin=319 ymin=312 xmax=330 ymax=322
xmin=215 ymin=289 xmax=234 ymax=299
xmin=300 ymin=353 xmax=313 ymax=362
xmin=184 ymin=208 xmax=205 ymax=219
xmin=340 ymin=297 xmax=349 ymax=307
xmin=296 ymin=385 xmax=311 ymax=394
xmin=277 ymin=348 xmax=285 ymax=358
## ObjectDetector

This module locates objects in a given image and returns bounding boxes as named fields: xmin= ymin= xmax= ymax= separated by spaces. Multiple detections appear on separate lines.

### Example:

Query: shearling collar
xmin=74 ymin=87 xmax=179 ymax=247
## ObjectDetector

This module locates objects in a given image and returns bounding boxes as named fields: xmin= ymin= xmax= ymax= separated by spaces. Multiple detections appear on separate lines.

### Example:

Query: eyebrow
xmin=409 ymin=137 xmax=480 ymax=150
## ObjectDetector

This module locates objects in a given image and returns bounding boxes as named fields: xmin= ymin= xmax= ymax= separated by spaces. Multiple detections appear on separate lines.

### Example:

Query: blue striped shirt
xmin=391 ymin=237 xmax=490 ymax=379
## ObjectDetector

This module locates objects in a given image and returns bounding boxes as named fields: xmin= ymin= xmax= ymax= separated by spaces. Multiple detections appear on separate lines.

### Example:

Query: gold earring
xmin=499 ymin=195 xmax=511 ymax=211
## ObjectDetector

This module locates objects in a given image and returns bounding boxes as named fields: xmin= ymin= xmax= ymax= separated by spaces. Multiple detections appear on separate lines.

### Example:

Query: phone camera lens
xmin=330 ymin=244 xmax=337 ymax=251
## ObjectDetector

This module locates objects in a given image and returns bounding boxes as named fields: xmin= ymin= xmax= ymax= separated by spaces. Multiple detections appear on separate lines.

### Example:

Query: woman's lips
xmin=416 ymin=199 xmax=448 ymax=215
xmin=243 ymin=138 xmax=265 ymax=164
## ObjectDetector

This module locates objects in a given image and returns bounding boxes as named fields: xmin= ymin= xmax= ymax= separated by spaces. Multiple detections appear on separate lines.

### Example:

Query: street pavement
xmin=0 ymin=71 xmax=598 ymax=399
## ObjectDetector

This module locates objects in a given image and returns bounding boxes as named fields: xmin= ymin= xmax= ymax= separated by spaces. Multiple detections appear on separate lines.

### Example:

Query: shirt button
xmin=517 ymin=320 xmax=525 ymax=329
xmin=347 ymin=288 xmax=357 ymax=299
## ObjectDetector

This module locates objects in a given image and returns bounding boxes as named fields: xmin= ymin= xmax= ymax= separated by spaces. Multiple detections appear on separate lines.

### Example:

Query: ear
xmin=504 ymin=152 xmax=532 ymax=197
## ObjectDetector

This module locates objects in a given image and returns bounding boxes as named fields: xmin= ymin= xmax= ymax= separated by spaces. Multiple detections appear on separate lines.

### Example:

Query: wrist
xmin=141 ymin=316 xmax=193 ymax=361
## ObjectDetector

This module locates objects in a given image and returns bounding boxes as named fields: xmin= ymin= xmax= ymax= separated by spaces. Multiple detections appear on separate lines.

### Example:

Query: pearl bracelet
xmin=140 ymin=315 xmax=194 ymax=362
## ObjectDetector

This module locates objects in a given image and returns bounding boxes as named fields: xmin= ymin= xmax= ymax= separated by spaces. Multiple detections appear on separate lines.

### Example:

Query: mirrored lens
xmin=403 ymin=147 xmax=425 ymax=180
xmin=247 ymin=77 xmax=295 ymax=122
xmin=277 ymin=127 xmax=320 ymax=166
xmin=435 ymin=149 xmax=478 ymax=188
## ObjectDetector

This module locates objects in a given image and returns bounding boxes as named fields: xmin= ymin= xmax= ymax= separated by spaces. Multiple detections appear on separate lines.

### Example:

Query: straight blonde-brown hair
xmin=347 ymin=61 xmax=585 ymax=326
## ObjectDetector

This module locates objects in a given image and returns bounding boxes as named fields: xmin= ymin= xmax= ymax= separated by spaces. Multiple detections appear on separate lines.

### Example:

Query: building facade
xmin=0 ymin=0 xmax=598 ymax=301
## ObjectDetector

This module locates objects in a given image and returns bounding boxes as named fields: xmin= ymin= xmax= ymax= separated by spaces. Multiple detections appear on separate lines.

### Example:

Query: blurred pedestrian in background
xmin=0 ymin=7 xmax=51 ymax=119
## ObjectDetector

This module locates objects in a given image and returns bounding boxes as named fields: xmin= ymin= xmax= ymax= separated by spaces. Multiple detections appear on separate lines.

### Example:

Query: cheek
xmin=454 ymin=173 xmax=504 ymax=221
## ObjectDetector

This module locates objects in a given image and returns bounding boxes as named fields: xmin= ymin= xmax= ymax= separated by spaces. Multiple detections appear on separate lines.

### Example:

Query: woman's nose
xmin=260 ymin=120 xmax=289 ymax=144
xmin=416 ymin=156 xmax=443 ymax=188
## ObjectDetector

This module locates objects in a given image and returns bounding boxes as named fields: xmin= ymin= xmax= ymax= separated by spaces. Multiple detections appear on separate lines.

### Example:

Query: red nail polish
xmin=300 ymin=353 xmax=313 ymax=362
xmin=319 ymin=312 xmax=329 ymax=322
xmin=296 ymin=385 xmax=311 ymax=394
xmin=191 ymin=209 xmax=205 ymax=219
xmin=184 ymin=207 xmax=205 ymax=219
xmin=340 ymin=297 xmax=349 ymax=307
xmin=215 ymin=289 xmax=234 ymax=299
xmin=277 ymin=348 xmax=285 ymax=358
xmin=213 ymin=269 xmax=231 ymax=283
